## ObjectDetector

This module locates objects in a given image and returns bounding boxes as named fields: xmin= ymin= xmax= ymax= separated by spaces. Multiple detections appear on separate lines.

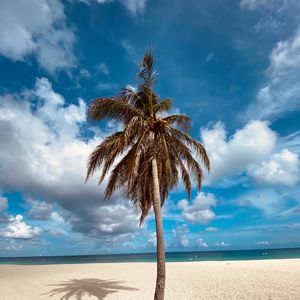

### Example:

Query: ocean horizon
xmin=1 ymin=247 xmax=300 ymax=265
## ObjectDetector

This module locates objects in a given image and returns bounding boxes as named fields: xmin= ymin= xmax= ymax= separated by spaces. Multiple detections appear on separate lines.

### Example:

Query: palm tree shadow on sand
xmin=43 ymin=278 xmax=139 ymax=300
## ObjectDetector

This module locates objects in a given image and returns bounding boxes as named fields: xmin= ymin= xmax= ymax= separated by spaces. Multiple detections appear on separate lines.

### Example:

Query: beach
xmin=0 ymin=259 xmax=300 ymax=299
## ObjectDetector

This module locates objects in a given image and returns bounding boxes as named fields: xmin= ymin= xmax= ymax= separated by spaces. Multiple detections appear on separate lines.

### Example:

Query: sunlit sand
xmin=1 ymin=259 xmax=300 ymax=299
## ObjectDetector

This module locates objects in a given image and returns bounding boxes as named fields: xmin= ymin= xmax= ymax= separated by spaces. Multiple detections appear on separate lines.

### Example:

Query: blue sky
xmin=0 ymin=0 xmax=300 ymax=256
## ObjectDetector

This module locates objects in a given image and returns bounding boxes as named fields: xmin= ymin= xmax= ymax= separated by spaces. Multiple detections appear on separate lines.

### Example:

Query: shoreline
xmin=1 ymin=257 xmax=300 ymax=266
xmin=1 ymin=247 xmax=300 ymax=265
xmin=1 ymin=259 xmax=300 ymax=299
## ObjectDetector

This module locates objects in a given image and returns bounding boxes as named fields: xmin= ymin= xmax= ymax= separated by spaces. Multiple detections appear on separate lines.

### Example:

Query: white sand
xmin=0 ymin=259 xmax=300 ymax=299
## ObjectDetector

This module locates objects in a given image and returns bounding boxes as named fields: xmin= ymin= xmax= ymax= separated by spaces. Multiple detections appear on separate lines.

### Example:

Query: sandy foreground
xmin=0 ymin=259 xmax=300 ymax=300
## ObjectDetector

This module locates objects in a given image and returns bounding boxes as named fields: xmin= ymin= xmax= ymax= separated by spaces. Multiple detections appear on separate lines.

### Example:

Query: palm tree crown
xmin=86 ymin=51 xmax=210 ymax=224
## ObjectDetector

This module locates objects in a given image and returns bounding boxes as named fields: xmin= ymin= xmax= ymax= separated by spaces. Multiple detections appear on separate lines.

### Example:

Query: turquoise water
xmin=1 ymin=248 xmax=300 ymax=265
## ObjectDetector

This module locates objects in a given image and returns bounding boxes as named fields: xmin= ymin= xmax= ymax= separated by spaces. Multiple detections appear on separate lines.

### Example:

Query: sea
xmin=0 ymin=248 xmax=300 ymax=265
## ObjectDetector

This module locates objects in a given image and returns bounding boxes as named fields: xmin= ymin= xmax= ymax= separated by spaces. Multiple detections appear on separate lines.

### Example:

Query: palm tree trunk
xmin=152 ymin=157 xmax=166 ymax=300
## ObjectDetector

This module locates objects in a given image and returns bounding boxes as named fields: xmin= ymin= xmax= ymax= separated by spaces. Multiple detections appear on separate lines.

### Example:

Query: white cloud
xmin=196 ymin=238 xmax=208 ymax=248
xmin=147 ymin=232 xmax=156 ymax=247
xmin=50 ymin=212 xmax=66 ymax=225
xmin=205 ymin=226 xmax=219 ymax=232
xmin=201 ymin=120 xmax=276 ymax=183
xmin=280 ymin=130 xmax=300 ymax=155
xmin=0 ymin=215 xmax=41 ymax=239
xmin=256 ymin=240 xmax=269 ymax=245
xmin=275 ymin=205 xmax=300 ymax=218
xmin=249 ymin=149 xmax=300 ymax=186
xmin=201 ymin=120 xmax=300 ymax=187
xmin=245 ymin=26 xmax=300 ymax=119
xmin=85 ymin=202 xmax=139 ymax=235
xmin=28 ymin=201 xmax=53 ymax=220
xmin=240 ymin=0 xmax=273 ymax=10
xmin=0 ymin=77 xmax=141 ymax=240
xmin=122 ymin=0 xmax=147 ymax=14
xmin=85 ymin=0 xmax=147 ymax=15
xmin=38 ymin=210 xmax=72 ymax=237
xmin=236 ymin=188 xmax=285 ymax=215
xmin=241 ymin=1 xmax=300 ymax=36
xmin=31 ymin=77 xmax=87 ymax=136
xmin=178 ymin=192 xmax=217 ymax=224
xmin=121 ymin=40 xmax=136 ymax=57
xmin=215 ymin=241 xmax=229 ymax=247
xmin=97 ymin=82 xmax=118 ymax=91
xmin=79 ymin=69 xmax=91 ymax=79
xmin=97 ymin=63 xmax=109 ymax=75
xmin=269 ymin=28 xmax=300 ymax=74
xmin=0 ymin=0 xmax=75 ymax=73
xmin=248 ymin=186 xmax=300 ymax=217
xmin=181 ymin=237 xmax=189 ymax=247
xmin=172 ymin=224 xmax=189 ymax=248
xmin=4 ymin=242 xmax=23 ymax=252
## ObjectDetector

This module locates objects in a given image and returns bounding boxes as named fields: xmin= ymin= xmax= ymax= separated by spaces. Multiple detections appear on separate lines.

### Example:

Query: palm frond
xmin=86 ymin=132 xmax=124 ymax=181
xmin=123 ymin=116 xmax=146 ymax=144
xmin=170 ymin=127 xmax=210 ymax=171
xmin=87 ymin=97 xmax=143 ymax=123
xmin=163 ymin=114 xmax=191 ymax=132
xmin=86 ymin=51 xmax=210 ymax=225
xmin=178 ymin=160 xmax=192 ymax=200
xmin=166 ymin=134 xmax=203 ymax=189
xmin=153 ymin=98 xmax=173 ymax=113
xmin=119 ymin=86 xmax=139 ymax=105
xmin=137 ymin=50 xmax=158 ymax=87
xmin=104 ymin=130 xmax=149 ymax=199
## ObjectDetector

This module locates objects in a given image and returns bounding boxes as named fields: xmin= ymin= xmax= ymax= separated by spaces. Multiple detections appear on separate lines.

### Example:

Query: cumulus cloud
xmin=172 ymin=224 xmax=189 ymax=248
xmin=180 ymin=237 xmax=189 ymax=248
xmin=97 ymin=63 xmax=109 ymax=75
xmin=249 ymin=149 xmax=300 ymax=186
xmin=74 ymin=201 xmax=139 ymax=236
xmin=201 ymin=120 xmax=300 ymax=187
xmin=121 ymin=0 xmax=147 ymax=14
xmin=0 ymin=0 xmax=75 ymax=73
xmin=256 ymin=240 xmax=269 ymax=245
xmin=28 ymin=201 xmax=53 ymax=221
xmin=84 ymin=0 xmax=147 ymax=15
xmin=93 ymin=232 xmax=138 ymax=253
xmin=237 ymin=188 xmax=286 ymax=215
xmin=201 ymin=120 xmax=276 ymax=183
xmin=245 ymin=26 xmax=300 ymax=119
xmin=50 ymin=211 xmax=66 ymax=225
xmin=0 ymin=77 xmax=141 ymax=241
xmin=178 ymin=192 xmax=217 ymax=224
xmin=196 ymin=238 xmax=208 ymax=248
xmin=0 ymin=215 xmax=42 ymax=239
xmin=3 ymin=242 xmax=23 ymax=252
xmin=215 ymin=241 xmax=229 ymax=247
xmin=147 ymin=232 xmax=157 ymax=247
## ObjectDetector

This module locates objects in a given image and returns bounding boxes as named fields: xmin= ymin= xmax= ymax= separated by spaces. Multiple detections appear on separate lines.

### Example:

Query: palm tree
xmin=85 ymin=51 xmax=210 ymax=300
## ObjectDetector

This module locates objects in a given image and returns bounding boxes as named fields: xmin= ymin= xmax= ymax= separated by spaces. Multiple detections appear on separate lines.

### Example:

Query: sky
xmin=0 ymin=0 xmax=300 ymax=256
